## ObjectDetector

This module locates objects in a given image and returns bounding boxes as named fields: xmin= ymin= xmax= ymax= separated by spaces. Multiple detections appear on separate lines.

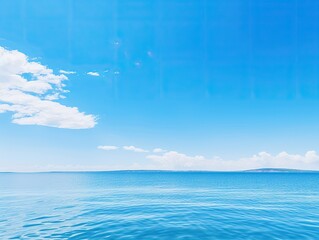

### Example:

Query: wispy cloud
xmin=87 ymin=71 xmax=100 ymax=77
xmin=0 ymin=47 xmax=97 ymax=129
xmin=59 ymin=70 xmax=76 ymax=75
xmin=98 ymin=145 xmax=118 ymax=151
xmin=153 ymin=148 xmax=166 ymax=153
xmin=123 ymin=146 xmax=148 ymax=153
xmin=98 ymin=145 xmax=150 ymax=153
xmin=146 ymin=151 xmax=208 ymax=170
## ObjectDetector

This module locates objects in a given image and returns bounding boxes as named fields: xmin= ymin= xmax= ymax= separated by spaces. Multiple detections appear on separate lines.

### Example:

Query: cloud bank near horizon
xmin=98 ymin=144 xmax=319 ymax=171
xmin=145 ymin=150 xmax=319 ymax=171
xmin=0 ymin=47 xmax=97 ymax=129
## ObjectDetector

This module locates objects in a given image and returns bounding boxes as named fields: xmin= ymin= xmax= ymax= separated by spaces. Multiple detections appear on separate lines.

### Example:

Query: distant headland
xmin=244 ymin=168 xmax=317 ymax=173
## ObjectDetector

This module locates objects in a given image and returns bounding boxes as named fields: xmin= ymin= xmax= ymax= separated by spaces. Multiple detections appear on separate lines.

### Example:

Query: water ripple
xmin=1 ymin=172 xmax=319 ymax=239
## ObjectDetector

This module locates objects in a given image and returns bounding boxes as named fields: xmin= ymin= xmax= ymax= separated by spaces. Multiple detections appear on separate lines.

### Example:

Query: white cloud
xmin=59 ymin=70 xmax=76 ymax=75
xmin=146 ymin=150 xmax=319 ymax=171
xmin=98 ymin=145 xmax=118 ymax=151
xmin=44 ymin=92 xmax=66 ymax=101
xmin=87 ymin=71 xmax=100 ymax=77
xmin=147 ymin=151 xmax=210 ymax=170
xmin=123 ymin=146 xmax=148 ymax=153
xmin=0 ymin=46 xmax=97 ymax=129
xmin=153 ymin=148 xmax=166 ymax=153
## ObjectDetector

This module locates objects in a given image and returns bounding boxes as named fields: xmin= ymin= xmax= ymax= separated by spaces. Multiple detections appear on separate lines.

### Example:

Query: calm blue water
xmin=0 ymin=172 xmax=319 ymax=239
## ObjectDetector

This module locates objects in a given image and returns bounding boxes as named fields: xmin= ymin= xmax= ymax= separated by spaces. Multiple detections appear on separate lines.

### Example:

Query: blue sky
xmin=1 ymin=0 xmax=319 ymax=171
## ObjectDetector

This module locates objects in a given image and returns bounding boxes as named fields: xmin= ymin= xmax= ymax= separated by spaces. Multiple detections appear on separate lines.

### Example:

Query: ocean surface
xmin=0 ymin=172 xmax=319 ymax=239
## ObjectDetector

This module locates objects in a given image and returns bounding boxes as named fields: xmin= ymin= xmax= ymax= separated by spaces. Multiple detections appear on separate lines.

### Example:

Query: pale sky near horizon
xmin=1 ymin=0 xmax=319 ymax=171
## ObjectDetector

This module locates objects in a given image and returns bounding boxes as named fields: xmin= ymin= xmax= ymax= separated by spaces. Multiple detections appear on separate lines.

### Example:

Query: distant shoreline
xmin=0 ymin=168 xmax=318 ymax=174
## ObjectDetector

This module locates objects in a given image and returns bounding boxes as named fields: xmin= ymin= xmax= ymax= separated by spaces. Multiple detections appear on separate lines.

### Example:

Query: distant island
xmin=244 ymin=168 xmax=317 ymax=173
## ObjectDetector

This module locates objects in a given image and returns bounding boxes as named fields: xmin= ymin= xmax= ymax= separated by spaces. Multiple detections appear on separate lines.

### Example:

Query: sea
xmin=0 ymin=171 xmax=318 ymax=239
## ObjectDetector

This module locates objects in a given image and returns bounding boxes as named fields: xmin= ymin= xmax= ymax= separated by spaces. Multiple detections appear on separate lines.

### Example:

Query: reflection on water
xmin=1 ymin=172 xmax=319 ymax=239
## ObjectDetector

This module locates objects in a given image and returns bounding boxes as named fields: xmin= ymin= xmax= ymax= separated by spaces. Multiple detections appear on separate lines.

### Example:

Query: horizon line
xmin=0 ymin=168 xmax=318 ymax=174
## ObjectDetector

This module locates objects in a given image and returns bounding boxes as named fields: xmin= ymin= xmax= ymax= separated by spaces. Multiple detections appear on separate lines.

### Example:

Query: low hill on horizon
xmin=244 ymin=168 xmax=317 ymax=172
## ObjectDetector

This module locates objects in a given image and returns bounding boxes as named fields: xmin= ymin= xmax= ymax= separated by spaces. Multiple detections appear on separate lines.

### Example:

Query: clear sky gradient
xmin=1 ymin=0 xmax=319 ymax=171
